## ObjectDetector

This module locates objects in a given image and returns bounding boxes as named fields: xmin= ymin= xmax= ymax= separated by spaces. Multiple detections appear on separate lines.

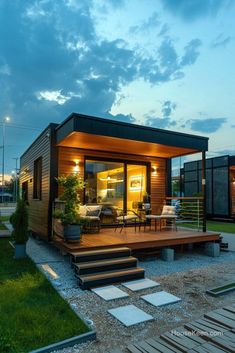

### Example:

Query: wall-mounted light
xmin=151 ymin=166 xmax=158 ymax=176
xmin=20 ymin=167 xmax=31 ymax=176
xmin=73 ymin=160 xmax=80 ymax=174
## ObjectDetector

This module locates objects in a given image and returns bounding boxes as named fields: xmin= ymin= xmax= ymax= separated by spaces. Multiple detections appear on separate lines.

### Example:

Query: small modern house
xmin=20 ymin=113 xmax=210 ymax=240
xmin=20 ymin=113 xmax=221 ymax=287
xmin=182 ymin=155 xmax=235 ymax=220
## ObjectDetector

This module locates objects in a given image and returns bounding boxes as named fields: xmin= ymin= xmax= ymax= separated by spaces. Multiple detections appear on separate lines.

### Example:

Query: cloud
xmin=0 ymin=1 xmax=202 ymax=128
xmin=0 ymin=0 xmax=203 ymax=172
xmin=211 ymin=149 xmax=235 ymax=156
xmin=211 ymin=34 xmax=232 ymax=48
xmin=188 ymin=118 xmax=227 ymax=133
xmin=158 ymin=23 xmax=170 ymax=37
xmin=139 ymin=37 xmax=202 ymax=84
xmin=180 ymin=39 xmax=202 ymax=66
xmin=104 ymin=112 xmax=135 ymax=124
xmin=145 ymin=100 xmax=177 ymax=128
xmin=130 ymin=12 xmax=160 ymax=34
xmin=161 ymin=0 xmax=232 ymax=21
xmin=145 ymin=117 xmax=171 ymax=129
xmin=161 ymin=100 xmax=176 ymax=117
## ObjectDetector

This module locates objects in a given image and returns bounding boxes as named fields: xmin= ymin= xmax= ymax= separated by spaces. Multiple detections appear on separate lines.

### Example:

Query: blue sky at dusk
xmin=0 ymin=0 xmax=235 ymax=173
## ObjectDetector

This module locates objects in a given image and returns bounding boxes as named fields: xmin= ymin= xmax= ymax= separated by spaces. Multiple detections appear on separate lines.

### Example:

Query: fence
xmin=165 ymin=197 xmax=204 ymax=231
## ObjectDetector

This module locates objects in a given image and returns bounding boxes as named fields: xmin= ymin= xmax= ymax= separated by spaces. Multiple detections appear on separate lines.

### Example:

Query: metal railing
xmin=231 ymin=197 xmax=235 ymax=217
xmin=165 ymin=197 xmax=204 ymax=231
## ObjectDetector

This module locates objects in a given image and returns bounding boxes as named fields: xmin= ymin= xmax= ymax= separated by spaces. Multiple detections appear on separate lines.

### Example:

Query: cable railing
xmin=165 ymin=197 xmax=204 ymax=231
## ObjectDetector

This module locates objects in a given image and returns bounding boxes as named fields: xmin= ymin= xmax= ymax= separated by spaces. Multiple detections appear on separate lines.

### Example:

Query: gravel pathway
xmin=27 ymin=237 xmax=235 ymax=353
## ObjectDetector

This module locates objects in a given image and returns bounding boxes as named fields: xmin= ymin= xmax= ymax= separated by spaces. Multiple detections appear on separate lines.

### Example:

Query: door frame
xmin=84 ymin=155 xmax=151 ymax=212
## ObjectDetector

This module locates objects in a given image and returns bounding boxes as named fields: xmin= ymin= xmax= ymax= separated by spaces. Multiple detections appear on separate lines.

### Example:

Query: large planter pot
xmin=53 ymin=219 xmax=81 ymax=241
xmin=14 ymin=243 xmax=27 ymax=259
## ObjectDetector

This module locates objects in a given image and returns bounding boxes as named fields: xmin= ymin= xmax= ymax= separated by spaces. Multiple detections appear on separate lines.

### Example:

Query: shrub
xmin=10 ymin=199 xmax=29 ymax=244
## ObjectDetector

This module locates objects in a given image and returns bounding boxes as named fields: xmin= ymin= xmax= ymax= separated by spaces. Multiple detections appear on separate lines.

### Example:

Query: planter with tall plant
xmin=10 ymin=199 xmax=29 ymax=259
xmin=53 ymin=174 xmax=86 ymax=241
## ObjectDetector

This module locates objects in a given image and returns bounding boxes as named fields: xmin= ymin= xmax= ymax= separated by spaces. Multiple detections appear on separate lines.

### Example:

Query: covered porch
xmin=55 ymin=113 xmax=209 ymax=233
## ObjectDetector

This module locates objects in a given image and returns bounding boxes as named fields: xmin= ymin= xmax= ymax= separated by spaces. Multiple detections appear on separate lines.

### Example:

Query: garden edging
xmin=29 ymin=330 xmax=96 ymax=353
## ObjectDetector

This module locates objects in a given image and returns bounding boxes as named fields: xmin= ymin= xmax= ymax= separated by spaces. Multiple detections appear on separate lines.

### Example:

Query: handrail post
xmin=202 ymin=151 xmax=207 ymax=232
xmin=197 ymin=199 xmax=200 ymax=232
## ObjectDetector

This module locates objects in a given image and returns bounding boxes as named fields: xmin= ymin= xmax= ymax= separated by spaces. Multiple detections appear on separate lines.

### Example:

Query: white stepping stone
xmin=41 ymin=264 xmax=59 ymax=280
xmin=141 ymin=291 xmax=181 ymax=307
xmin=108 ymin=304 xmax=153 ymax=326
xmin=91 ymin=285 xmax=129 ymax=301
xmin=122 ymin=278 xmax=160 ymax=292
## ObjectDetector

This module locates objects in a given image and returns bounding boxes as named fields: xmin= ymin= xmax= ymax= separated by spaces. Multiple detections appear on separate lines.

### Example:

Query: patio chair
xmin=79 ymin=205 xmax=102 ymax=233
xmin=114 ymin=208 xmax=140 ymax=233
xmin=160 ymin=205 xmax=177 ymax=231
xmin=145 ymin=205 xmax=177 ymax=231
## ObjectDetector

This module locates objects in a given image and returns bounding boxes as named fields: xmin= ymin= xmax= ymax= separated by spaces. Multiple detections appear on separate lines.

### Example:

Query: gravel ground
xmin=27 ymin=237 xmax=235 ymax=353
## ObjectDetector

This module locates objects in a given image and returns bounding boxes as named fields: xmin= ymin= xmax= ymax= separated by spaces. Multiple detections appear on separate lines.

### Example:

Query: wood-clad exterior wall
xmin=20 ymin=124 xmax=58 ymax=240
xmin=20 ymin=138 xmax=169 ymax=240
xmin=230 ymin=169 xmax=235 ymax=217
xmin=58 ymin=147 xmax=168 ymax=215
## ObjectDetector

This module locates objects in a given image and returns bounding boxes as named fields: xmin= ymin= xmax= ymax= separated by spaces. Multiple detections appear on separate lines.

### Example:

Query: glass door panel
xmin=127 ymin=164 xmax=147 ymax=212
xmin=85 ymin=160 xmax=124 ymax=224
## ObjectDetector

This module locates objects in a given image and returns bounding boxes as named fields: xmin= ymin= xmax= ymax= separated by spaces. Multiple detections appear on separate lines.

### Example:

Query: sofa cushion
xmin=86 ymin=205 xmax=102 ymax=217
xmin=79 ymin=205 xmax=87 ymax=217
xmin=161 ymin=205 xmax=176 ymax=216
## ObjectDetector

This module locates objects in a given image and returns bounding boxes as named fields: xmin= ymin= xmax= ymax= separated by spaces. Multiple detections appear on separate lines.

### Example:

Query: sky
xmin=0 ymin=0 xmax=235 ymax=175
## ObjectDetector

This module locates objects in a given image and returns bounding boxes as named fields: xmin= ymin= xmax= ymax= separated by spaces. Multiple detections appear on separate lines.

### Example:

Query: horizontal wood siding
xmin=58 ymin=147 xmax=166 ymax=214
xmin=20 ymin=128 xmax=52 ymax=239
xmin=231 ymin=169 xmax=235 ymax=216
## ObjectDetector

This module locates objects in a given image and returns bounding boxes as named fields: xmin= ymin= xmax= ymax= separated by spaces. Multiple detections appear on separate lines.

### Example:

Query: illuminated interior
xmin=85 ymin=160 xmax=147 ymax=224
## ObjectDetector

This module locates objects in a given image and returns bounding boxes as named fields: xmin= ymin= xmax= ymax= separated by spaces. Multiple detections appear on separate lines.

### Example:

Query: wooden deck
xmin=53 ymin=227 xmax=220 ymax=254
xmin=108 ymin=304 xmax=235 ymax=353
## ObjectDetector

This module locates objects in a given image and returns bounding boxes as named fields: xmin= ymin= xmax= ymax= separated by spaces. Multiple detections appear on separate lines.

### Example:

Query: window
xmin=33 ymin=157 xmax=42 ymax=199
xmin=22 ymin=181 xmax=28 ymax=202
xmin=85 ymin=159 xmax=148 ymax=225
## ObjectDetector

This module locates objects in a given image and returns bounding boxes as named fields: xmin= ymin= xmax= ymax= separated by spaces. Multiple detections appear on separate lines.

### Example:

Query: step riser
xmin=75 ymin=259 xmax=137 ymax=275
xmin=72 ymin=250 xmax=131 ymax=263
xmin=79 ymin=271 xmax=145 ymax=290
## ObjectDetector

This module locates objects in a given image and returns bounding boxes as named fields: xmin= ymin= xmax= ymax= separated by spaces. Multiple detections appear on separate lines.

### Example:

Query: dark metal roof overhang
xmin=56 ymin=113 xmax=208 ymax=159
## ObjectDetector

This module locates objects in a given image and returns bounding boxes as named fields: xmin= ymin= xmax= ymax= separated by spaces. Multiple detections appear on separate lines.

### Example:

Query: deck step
xmin=74 ymin=256 xmax=137 ymax=275
xmin=70 ymin=247 xmax=131 ymax=263
xmin=77 ymin=267 xmax=145 ymax=289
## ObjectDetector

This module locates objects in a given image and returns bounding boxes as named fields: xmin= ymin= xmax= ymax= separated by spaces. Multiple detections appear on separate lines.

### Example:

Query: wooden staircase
xmin=70 ymin=247 xmax=145 ymax=290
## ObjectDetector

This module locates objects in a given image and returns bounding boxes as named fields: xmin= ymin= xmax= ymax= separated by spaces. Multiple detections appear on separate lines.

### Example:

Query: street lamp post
xmin=1 ymin=116 xmax=10 ymax=203
xmin=12 ymin=157 xmax=19 ymax=202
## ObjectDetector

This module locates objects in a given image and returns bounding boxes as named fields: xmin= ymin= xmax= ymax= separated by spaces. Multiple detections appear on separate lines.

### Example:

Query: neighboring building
xmin=182 ymin=155 xmax=235 ymax=219
xmin=20 ymin=113 xmax=208 ymax=240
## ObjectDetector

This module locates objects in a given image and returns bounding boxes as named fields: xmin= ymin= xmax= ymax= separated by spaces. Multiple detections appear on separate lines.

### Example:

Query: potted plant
xmin=53 ymin=174 xmax=86 ymax=241
xmin=10 ymin=199 xmax=29 ymax=259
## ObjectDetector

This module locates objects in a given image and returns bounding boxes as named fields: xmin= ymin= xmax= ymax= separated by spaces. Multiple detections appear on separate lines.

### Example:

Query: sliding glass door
xmin=85 ymin=159 xmax=148 ymax=224
xmin=85 ymin=160 xmax=124 ymax=224
xmin=127 ymin=164 xmax=147 ymax=211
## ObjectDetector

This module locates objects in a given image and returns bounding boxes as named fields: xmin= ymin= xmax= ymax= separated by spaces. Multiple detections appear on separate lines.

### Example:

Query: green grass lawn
xmin=0 ymin=221 xmax=8 ymax=230
xmin=206 ymin=220 xmax=235 ymax=234
xmin=178 ymin=220 xmax=235 ymax=233
xmin=0 ymin=238 xmax=89 ymax=353
xmin=0 ymin=215 xmax=10 ymax=222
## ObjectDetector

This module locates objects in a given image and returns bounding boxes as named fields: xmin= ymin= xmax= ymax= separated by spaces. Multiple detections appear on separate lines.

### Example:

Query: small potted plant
xmin=10 ymin=199 xmax=29 ymax=259
xmin=53 ymin=174 xmax=86 ymax=241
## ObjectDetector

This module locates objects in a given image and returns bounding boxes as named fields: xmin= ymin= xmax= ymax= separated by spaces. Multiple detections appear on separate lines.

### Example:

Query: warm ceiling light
xmin=99 ymin=176 xmax=117 ymax=181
